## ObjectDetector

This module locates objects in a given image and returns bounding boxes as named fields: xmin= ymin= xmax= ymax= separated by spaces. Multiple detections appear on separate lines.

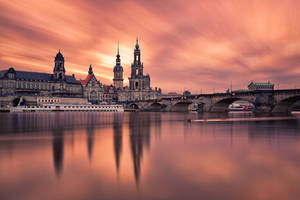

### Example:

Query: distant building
xmin=183 ymin=90 xmax=191 ymax=96
xmin=103 ymin=85 xmax=117 ymax=103
xmin=0 ymin=40 xmax=162 ymax=106
xmin=128 ymin=39 xmax=150 ymax=91
xmin=116 ymin=39 xmax=161 ymax=102
xmin=0 ymin=51 xmax=82 ymax=98
xmin=113 ymin=45 xmax=124 ymax=89
xmin=80 ymin=64 xmax=104 ymax=104
xmin=248 ymin=81 xmax=274 ymax=91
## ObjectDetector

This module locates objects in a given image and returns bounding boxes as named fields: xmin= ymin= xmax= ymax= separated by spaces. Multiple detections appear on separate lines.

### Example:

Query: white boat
xmin=9 ymin=103 xmax=124 ymax=112
xmin=228 ymin=103 xmax=253 ymax=112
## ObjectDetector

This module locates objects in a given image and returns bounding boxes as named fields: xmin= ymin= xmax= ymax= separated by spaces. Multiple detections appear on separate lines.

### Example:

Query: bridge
xmin=122 ymin=89 xmax=300 ymax=113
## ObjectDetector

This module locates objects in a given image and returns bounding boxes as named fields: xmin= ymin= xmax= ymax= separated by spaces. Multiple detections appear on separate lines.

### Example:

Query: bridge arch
xmin=210 ymin=97 xmax=253 ymax=112
xmin=128 ymin=103 xmax=139 ymax=111
xmin=147 ymin=102 xmax=162 ymax=111
xmin=272 ymin=95 xmax=300 ymax=113
xmin=172 ymin=101 xmax=192 ymax=112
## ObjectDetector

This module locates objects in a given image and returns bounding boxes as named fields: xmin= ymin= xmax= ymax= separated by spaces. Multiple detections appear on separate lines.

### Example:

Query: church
xmin=0 ymin=39 xmax=161 ymax=106
xmin=113 ymin=39 xmax=161 ymax=102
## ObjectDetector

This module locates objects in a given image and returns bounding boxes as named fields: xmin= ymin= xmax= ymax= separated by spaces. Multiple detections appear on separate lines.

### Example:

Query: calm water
xmin=0 ymin=112 xmax=300 ymax=200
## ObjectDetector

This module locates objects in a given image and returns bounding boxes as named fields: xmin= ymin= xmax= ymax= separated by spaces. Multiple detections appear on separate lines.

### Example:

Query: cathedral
xmin=128 ymin=39 xmax=150 ymax=91
xmin=114 ymin=39 xmax=161 ymax=102
xmin=0 ymin=39 xmax=161 ymax=106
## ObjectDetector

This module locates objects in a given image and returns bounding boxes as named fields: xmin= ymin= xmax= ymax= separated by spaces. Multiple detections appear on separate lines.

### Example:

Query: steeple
xmin=88 ymin=64 xmax=93 ymax=74
xmin=116 ymin=42 xmax=121 ymax=65
xmin=135 ymin=37 xmax=139 ymax=49
xmin=117 ymin=41 xmax=120 ymax=55
xmin=113 ymin=43 xmax=124 ymax=89
xmin=132 ymin=38 xmax=141 ymax=67
xmin=129 ymin=39 xmax=150 ymax=91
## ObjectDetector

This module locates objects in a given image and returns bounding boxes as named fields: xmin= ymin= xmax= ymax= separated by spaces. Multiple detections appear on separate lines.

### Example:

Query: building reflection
xmin=86 ymin=114 xmax=96 ymax=162
xmin=129 ymin=113 xmax=151 ymax=186
xmin=86 ymin=127 xmax=94 ymax=162
xmin=113 ymin=113 xmax=123 ymax=174
xmin=52 ymin=129 xmax=64 ymax=177
xmin=153 ymin=113 xmax=162 ymax=138
xmin=52 ymin=113 xmax=65 ymax=177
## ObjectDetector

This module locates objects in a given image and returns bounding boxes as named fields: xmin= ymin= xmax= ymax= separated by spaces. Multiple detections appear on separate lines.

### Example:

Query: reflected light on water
xmin=0 ymin=112 xmax=300 ymax=200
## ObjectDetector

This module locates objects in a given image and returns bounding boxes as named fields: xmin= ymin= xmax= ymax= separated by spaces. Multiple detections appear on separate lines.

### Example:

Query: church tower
xmin=113 ymin=44 xmax=124 ymax=89
xmin=129 ymin=38 xmax=149 ymax=90
xmin=131 ymin=38 xmax=144 ymax=78
xmin=53 ymin=51 xmax=66 ymax=80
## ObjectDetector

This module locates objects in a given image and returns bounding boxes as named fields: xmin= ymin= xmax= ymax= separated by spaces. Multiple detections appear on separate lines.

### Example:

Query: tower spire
xmin=113 ymin=42 xmax=124 ymax=89
xmin=135 ymin=37 xmax=139 ymax=49
xmin=117 ymin=41 xmax=120 ymax=55
xmin=116 ymin=43 xmax=121 ymax=65
xmin=88 ymin=64 xmax=93 ymax=74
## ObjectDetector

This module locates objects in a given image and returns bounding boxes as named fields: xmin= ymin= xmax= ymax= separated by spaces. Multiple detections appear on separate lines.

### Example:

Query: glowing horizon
xmin=1 ymin=0 xmax=300 ymax=93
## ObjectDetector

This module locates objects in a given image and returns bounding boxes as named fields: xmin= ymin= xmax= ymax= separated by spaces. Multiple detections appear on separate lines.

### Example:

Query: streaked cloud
xmin=1 ymin=0 xmax=300 ymax=93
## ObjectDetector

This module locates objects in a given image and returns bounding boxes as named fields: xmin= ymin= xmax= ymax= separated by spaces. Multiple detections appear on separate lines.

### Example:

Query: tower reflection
xmin=86 ymin=114 xmax=96 ymax=162
xmin=52 ymin=113 xmax=65 ymax=177
xmin=113 ymin=113 xmax=123 ymax=174
xmin=52 ymin=129 xmax=64 ymax=177
xmin=129 ymin=113 xmax=151 ymax=186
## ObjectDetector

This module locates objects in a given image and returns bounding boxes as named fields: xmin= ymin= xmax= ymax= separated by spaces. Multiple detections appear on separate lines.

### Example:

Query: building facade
xmin=248 ymin=81 xmax=274 ymax=91
xmin=80 ymin=64 xmax=104 ymax=104
xmin=0 ymin=51 xmax=82 ymax=99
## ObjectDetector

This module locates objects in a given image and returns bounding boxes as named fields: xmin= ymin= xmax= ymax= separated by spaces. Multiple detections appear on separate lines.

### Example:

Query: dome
xmin=55 ymin=51 xmax=64 ymax=61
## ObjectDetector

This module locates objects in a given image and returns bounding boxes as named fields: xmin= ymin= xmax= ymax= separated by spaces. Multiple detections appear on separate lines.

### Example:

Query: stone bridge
xmin=122 ymin=89 xmax=300 ymax=113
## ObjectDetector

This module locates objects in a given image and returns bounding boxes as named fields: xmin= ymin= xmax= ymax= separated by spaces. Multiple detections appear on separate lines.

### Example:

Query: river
xmin=0 ymin=112 xmax=300 ymax=200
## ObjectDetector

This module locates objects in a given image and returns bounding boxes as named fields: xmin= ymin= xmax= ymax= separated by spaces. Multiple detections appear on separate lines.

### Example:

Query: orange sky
xmin=0 ymin=0 xmax=300 ymax=93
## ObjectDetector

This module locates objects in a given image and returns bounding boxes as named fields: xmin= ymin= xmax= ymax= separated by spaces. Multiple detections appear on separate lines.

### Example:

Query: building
xmin=0 ymin=40 xmax=162 ymax=106
xmin=80 ymin=64 xmax=104 ymax=104
xmin=116 ymin=39 xmax=161 ymax=102
xmin=0 ymin=51 xmax=82 ymax=98
xmin=103 ymin=85 xmax=117 ymax=103
xmin=128 ymin=39 xmax=150 ymax=91
xmin=113 ymin=45 xmax=124 ymax=89
xmin=248 ymin=81 xmax=274 ymax=91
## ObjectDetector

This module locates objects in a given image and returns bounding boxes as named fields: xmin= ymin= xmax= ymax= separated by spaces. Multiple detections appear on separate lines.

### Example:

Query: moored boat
xmin=9 ymin=103 xmax=124 ymax=112
xmin=228 ymin=103 xmax=253 ymax=112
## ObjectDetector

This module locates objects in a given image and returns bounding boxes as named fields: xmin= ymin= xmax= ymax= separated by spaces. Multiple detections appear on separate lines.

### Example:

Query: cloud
xmin=0 ymin=0 xmax=300 ymax=92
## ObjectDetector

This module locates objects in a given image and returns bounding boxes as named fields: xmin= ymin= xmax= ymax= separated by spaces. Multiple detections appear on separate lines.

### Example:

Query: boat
xmin=228 ymin=103 xmax=253 ymax=112
xmin=9 ymin=103 xmax=124 ymax=112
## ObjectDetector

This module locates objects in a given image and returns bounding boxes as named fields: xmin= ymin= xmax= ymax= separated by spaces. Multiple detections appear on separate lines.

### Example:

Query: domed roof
xmin=55 ymin=51 xmax=64 ymax=61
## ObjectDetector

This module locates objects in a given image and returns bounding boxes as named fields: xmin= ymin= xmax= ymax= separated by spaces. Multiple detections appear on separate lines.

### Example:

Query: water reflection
xmin=129 ymin=113 xmax=151 ymax=185
xmin=86 ymin=114 xmax=96 ymax=162
xmin=0 ymin=112 xmax=300 ymax=200
xmin=113 ymin=113 xmax=123 ymax=174
xmin=52 ymin=113 xmax=65 ymax=177
xmin=52 ymin=129 xmax=64 ymax=177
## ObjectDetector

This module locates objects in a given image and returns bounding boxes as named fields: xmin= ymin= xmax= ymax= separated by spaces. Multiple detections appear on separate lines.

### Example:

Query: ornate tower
xmin=131 ymin=38 xmax=144 ymax=77
xmin=53 ymin=51 xmax=66 ymax=80
xmin=113 ymin=44 xmax=124 ymax=89
xmin=129 ymin=38 xmax=146 ymax=90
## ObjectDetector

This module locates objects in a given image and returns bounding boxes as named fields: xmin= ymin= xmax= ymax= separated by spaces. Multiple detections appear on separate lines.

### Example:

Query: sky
xmin=0 ymin=0 xmax=300 ymax=93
